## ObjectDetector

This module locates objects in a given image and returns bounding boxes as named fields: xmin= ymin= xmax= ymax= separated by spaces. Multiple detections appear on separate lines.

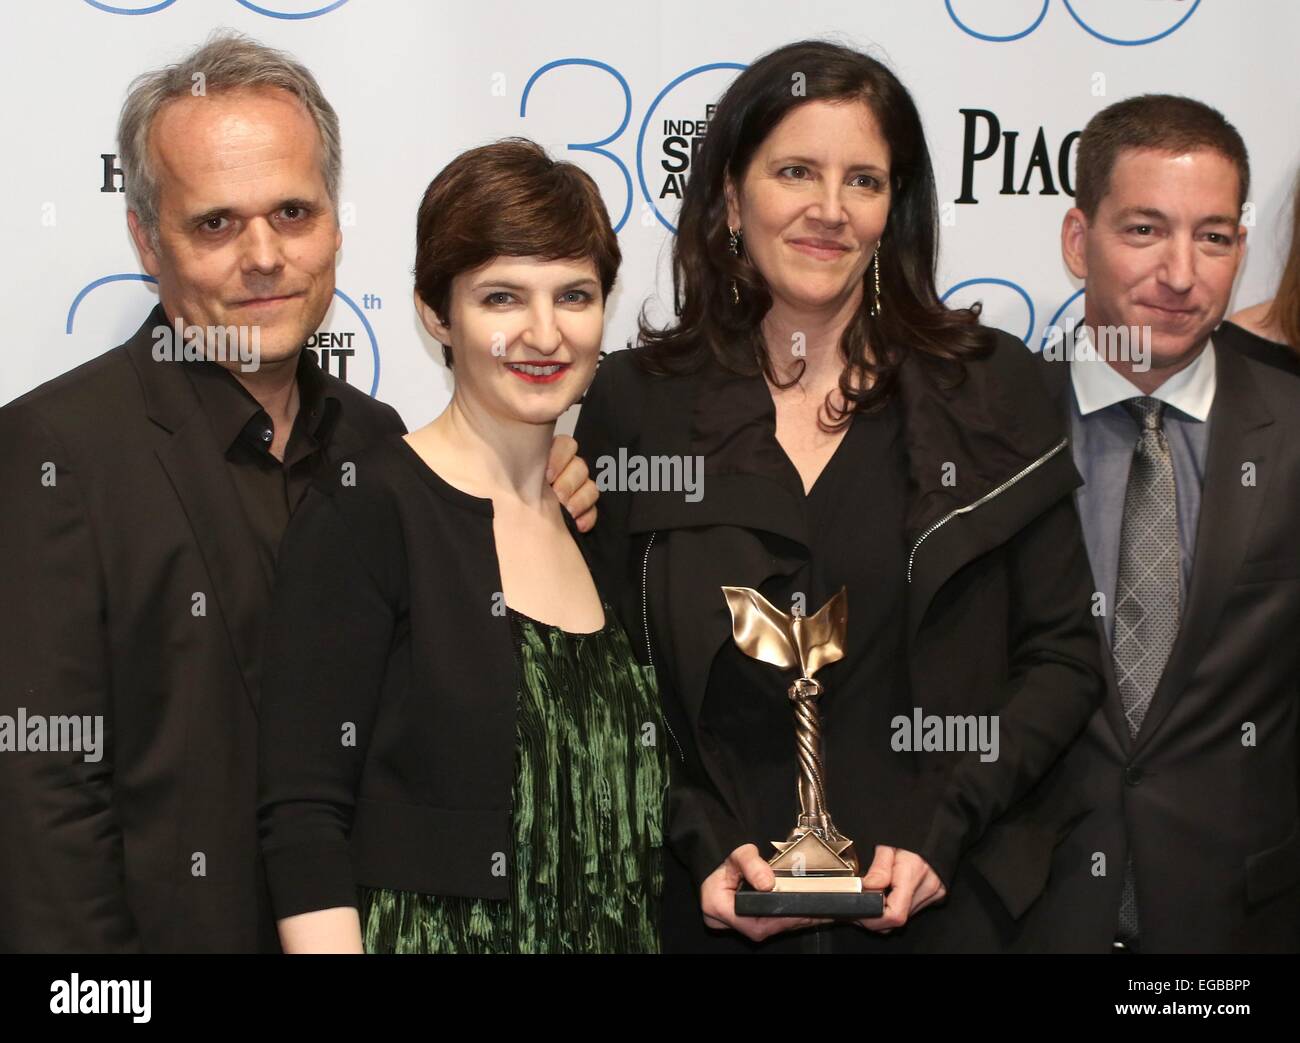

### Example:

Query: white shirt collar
xmin=1069 ymin=328 xmax=1216 ymax=421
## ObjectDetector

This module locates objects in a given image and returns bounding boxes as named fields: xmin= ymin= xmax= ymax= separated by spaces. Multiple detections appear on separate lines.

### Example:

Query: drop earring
xmin=871 ymin=241 xmax=882 ymax=317
xmin=728 ymin=225 xmax=743 ymax=304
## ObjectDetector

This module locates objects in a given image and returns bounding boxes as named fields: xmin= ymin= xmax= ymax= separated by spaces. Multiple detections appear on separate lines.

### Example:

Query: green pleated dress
xmin=358 ymin=605 xmax=667 ymax=954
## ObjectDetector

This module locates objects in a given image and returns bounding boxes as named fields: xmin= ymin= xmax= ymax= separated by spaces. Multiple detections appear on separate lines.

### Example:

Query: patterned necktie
xmin=1113 ymin=396 xmax=1181 ymax=736
xmin=1112 ymin=395 xmax=1181 ymax=943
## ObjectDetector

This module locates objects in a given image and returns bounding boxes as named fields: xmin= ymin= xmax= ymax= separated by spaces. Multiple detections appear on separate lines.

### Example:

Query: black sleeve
xmin=907 ymin=337 xmax=1107 ymax=887
xmin=257 ymin=483 xmax=399 ymax=919
xmin=913 ymin=493 xmax=1106 ymax=888
xmin=666 ymin=759 xmax=754 ymax=887
xmin=0 ymin=406 xmax=141 ymax=952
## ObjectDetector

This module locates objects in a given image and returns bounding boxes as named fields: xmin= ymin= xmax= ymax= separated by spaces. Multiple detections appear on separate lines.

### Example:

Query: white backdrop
xmin=3 ymin=0 xmax=1298 ymax=431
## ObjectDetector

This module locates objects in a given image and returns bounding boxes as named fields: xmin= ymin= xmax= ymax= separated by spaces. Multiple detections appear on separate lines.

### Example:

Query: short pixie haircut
xmin=414 ymin=138 xmax=621 ymax=366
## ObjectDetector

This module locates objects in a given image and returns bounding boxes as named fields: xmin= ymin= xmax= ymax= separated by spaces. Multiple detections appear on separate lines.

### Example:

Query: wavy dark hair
xmin=636 ymin=39 xmax=992 ymax=425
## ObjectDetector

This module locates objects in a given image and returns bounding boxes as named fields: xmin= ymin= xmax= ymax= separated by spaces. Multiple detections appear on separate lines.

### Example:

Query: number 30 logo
xmin=520 ymin=60 xmax=746 ymax=234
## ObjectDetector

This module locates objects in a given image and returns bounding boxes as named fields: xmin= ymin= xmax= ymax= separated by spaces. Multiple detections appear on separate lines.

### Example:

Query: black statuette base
xmin=734 ymin=886 xmax=884 ymax=919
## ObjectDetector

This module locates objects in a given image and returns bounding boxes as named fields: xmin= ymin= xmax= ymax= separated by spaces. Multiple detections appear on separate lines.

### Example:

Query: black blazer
xmin=574 ymin=330 xmax=1107 ymax=951
xmin=257 ymin=433 xmax=597 ymax=918
xmin=0 ymin=307 xmax=404 ymax=953
xmin=1216 ymin=318 xmax=1300 ymax=376
xmin=1017 ymin=337 xmax=1300 ymax=952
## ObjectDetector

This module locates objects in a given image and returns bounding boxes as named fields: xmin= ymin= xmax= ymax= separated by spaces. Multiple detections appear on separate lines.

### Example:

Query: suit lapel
xmin=1134 ymin=344 xmax=1276 ymax=753
xmin=125 ymin=307 xmax=273 ymax=712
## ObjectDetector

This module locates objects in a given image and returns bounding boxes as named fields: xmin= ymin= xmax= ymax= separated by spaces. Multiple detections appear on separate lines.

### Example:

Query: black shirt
xmin=701 ymin=397 xmax=912 ymax=887
xmin=185 ymin=351 xmax=340 ymax=581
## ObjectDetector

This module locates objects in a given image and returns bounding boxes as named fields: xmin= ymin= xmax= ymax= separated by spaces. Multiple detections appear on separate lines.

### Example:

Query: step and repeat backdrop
xmin=2 ymin=0 xmax=1298 ymax=428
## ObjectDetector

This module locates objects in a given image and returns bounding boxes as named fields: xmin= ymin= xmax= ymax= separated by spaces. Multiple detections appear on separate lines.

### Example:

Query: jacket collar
xmin=1132 ymin=342 xmax=1273 ymax=752
xmin=625 ymin=356 xmax=807 ymax=544
xmin=629 ymin=347 xmax=1080 ymax=637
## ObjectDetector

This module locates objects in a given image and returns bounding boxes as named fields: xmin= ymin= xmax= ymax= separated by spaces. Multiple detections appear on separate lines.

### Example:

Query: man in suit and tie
xmin=1022 ymin=94 xmax=1300 ymax=952
xmin=0 ymin=31 xmax=594 ymax=953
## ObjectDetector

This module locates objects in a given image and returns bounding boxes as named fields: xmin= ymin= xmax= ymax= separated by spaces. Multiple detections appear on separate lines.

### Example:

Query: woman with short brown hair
xmin=258 ymin=139 xmax=666 ymax=954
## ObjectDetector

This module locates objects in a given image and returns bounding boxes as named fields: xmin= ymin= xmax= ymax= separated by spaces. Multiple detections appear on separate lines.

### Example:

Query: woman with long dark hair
xmin=576 ymin=39 xmax=1104 ymax=953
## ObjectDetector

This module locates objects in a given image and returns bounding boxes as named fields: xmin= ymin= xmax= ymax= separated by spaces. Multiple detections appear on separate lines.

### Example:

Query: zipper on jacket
xmin=906 ymin=436 xmax=1070 ymax=584
xmin=641 ymin=531 xmax=686 ymax=765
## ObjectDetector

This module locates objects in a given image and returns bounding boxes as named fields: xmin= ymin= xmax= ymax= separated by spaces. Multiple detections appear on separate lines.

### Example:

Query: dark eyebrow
xmin=470 ymin=277 xmax=601 ymax=294
xmin=773 ymin=155 xmax=889 ymax=175
xmin=1113 ymin=206 xmax=1168 ymax=223
xmin=1113 ymin=205 xmax=1238 ymax=228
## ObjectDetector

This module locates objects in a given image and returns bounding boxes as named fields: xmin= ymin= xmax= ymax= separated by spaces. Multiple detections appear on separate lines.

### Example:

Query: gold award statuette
xmin=723 ymin=586 xmax=885 ymax=919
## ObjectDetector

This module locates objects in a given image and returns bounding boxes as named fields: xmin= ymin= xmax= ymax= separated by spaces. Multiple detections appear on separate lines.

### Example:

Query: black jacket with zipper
xmin=574 ymin=328 xmax=1106 ymax=951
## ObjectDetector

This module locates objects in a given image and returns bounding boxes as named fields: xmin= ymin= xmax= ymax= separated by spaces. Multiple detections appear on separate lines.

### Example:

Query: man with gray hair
xmin=0 ymin=31 xmax=595 ymax=953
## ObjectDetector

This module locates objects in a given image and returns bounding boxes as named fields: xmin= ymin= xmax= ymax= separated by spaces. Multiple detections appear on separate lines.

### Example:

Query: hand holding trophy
xmin=722 ymin=585 xmax=885 ymax=918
